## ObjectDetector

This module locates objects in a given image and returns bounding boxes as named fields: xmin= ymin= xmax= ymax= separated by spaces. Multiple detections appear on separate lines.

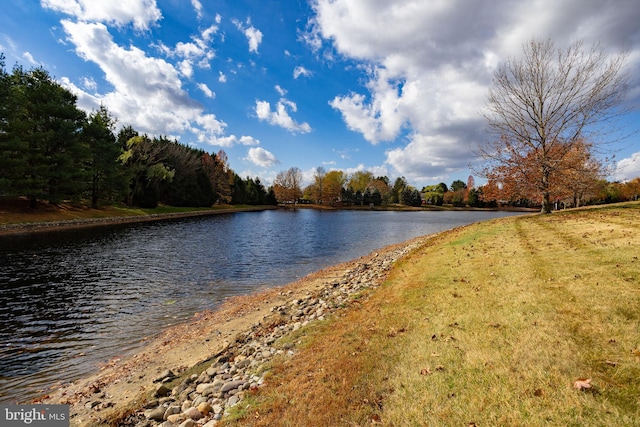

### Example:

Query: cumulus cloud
xmin=41 ymin=0 xmax=162 ymax=30
xmin=310 ymin=0 xmax=640 ymax=182
xmin=218 ymin=71 xmax=227 ymax=82
xmin=233 ymin=18 xmax=262 ymax=53
xmin=293 ymin=65 xmax=311 ymax=79
xmin=206 ymin=134 xmax=259 ymax=147
xmin=255 ymin=99 xmax=312 ymax=133
xmin=246 ymin=147 xmax=279 ymax=167
xmin=59 ymin=20 xmax=235 ymax=145
xmin=615 ymin=152 xmax=640 ymax=181
xmin=197 ymin=82 xmax=215 ymax=98
xmin=154 ymin=25 xmax=217 ymax=73
xmin=59 ymin=76 xmax=101 ymax=109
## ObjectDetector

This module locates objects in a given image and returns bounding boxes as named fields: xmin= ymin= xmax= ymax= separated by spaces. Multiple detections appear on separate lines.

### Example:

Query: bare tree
xmin=480 ymin=38 xmax=629 ymax=213
xmin=273 ymin=167 xmax=303 ymax=203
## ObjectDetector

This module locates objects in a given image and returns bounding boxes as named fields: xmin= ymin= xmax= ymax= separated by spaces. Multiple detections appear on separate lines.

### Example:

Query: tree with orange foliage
xmin=480 ymin=38 xmax=628 ymax=213
xmin=481 ymin=139 xmax=604 ymax=207
xmin=273 ymin=167 xmax=303 ymax=203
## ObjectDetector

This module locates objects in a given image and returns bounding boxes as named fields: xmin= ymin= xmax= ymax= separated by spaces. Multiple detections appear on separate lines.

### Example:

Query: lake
xmin=0 ymin=208 xmax=524 ymax=403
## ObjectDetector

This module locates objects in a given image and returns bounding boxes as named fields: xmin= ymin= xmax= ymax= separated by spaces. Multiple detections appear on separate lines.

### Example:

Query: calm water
xmin=0 ymin=209 xmax=523 ymax=403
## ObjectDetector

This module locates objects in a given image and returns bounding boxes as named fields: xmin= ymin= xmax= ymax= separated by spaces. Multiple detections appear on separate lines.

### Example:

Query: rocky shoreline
xmin=40 ymin=235 xmax=431 ymax=427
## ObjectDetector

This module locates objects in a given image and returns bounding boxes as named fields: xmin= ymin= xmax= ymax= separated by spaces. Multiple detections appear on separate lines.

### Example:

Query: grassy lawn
xmin=225 ymin=203 xmax=640 ymax=426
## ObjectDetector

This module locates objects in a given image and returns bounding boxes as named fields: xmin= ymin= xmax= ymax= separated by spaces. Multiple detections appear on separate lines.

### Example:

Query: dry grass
xmin=0 ymin=198 xmax=254 ymax=226
xmin=224 ymin=203 xmax=640 ymax=427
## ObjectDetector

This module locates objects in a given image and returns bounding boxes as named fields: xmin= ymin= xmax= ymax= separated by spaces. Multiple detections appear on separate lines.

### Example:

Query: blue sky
xmin=1 ymin=0 xmax=639 ymax=188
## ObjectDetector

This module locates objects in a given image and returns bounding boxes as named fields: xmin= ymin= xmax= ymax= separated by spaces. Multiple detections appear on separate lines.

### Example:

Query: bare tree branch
xmin=479 ymin=37 xmax=629 ymax=212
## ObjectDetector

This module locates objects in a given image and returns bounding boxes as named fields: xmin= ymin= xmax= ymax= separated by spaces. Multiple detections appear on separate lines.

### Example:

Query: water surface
xmin=0 ymin=209 xmax=524 ymax=402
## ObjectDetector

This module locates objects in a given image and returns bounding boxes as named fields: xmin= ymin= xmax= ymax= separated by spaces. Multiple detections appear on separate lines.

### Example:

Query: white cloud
xmin=255 ymin=99 xmax=312 ymax=134
xmin=59 ymin=76 xmax=101 ymax=110
xmin=175 ymin=41 xmax=205 ymax=58
xmin=310 ymin=0 xmax=640 ymax=182
xmin=246 ymin=27 xmax=263 ymax=53
xmin=201 ymin=24 xmax=218 ymax=41
xmin=275 ymin=85 xmax=287 ymax=96
xmin=205 ymin=134 xmax=259 ymax=147
xmin=218 ymin=71 xmax=227 ymax=83
xmin=178 ymin=59 xmax=193 ymax=77
xmin=233 ymin=18 xmax=262 ymax=53
xmin=81 ymin=76 xmax=97 ymax=91
xmin=197 ymin=82 xmax=215 ymax=98
xmin=41 ymin=0 xmax=162 ymax=30
xmin=385 ymin=134 xmax=474 ymax=183
xmin=293 ymin=65 xmax=311 ymax=79
xmin=154 ymin=26 xmax=217 ymax=72
xmin=246 ymin=147 xmax=279 ymax=167
xmin=615 ymin=152 xmax=640 ymax=181
xmin=191 ymin=0 xmax=203 ymax=20
xmin=59 ymin=20 xmax=232 ymax=144
xmin=22 ymin=51 xmax=38 ymax=65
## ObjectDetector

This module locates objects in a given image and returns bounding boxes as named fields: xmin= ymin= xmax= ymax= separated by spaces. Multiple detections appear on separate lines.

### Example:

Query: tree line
xmin=271 ymin=167 xmax=424 ymax=207
xmin=0 ymin=55 xmax=275 ymax=209
xmin=270 ymin=163 xmax=639 ymax=210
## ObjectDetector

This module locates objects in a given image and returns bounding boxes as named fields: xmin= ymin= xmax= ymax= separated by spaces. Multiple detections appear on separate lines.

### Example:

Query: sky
xmin=1 ymin=0 xmax=639 ymax=189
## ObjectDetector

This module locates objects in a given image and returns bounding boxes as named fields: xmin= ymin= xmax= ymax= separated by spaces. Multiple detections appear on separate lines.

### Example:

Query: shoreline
xmin=0 ymin=206 xmax=277 ymax=236
xmin=0 ymin=204 xmax=536 ymax=237
xmin=34 ymin=233 xmax=434 ymax=426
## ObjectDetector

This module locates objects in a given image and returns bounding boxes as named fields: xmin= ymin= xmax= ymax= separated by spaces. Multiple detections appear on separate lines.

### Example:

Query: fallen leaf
xmin=420 ymin=368 xmax=432 ymax=375
xmin=573 ymin=378 xmax=592 ymax=390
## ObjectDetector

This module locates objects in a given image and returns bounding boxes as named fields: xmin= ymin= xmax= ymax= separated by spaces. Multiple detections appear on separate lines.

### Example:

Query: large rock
xmin=144 ymin=406 xmax=166 ymax=421
xmin=220 ymin=380 xmax=246 ymax=393
xmin=196 ymin=382 xmax=216 ymax=394
xmin=183 ymin=406 xmax=203 ymax=420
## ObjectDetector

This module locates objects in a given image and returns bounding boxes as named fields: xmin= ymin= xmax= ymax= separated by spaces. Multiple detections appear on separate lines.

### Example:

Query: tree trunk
xmin=541 ymin=192 xmax=553 ymax=213
xmin=540 ymin=168 xmax=552 ymax=214
xmin=92 ymin=174 xmax=99 ymax=209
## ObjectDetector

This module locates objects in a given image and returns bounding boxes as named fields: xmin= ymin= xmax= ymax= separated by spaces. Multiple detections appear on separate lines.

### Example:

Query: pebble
xmin=183 ymin=407 xmax=202 ymax=420
xmin=155 ymin=384 xmax=171 ymax=398
xmin=197 ymin=402 xmax=213 ymax=415
xmin=118 ymin=240 xmax=425 ymax=426
xmin=144 ymin=406 xmax=166 ymax=421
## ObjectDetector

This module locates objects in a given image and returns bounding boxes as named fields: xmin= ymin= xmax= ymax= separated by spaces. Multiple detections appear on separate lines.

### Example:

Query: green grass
xmin=225 ymin=203 xmax=640 ymax=427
